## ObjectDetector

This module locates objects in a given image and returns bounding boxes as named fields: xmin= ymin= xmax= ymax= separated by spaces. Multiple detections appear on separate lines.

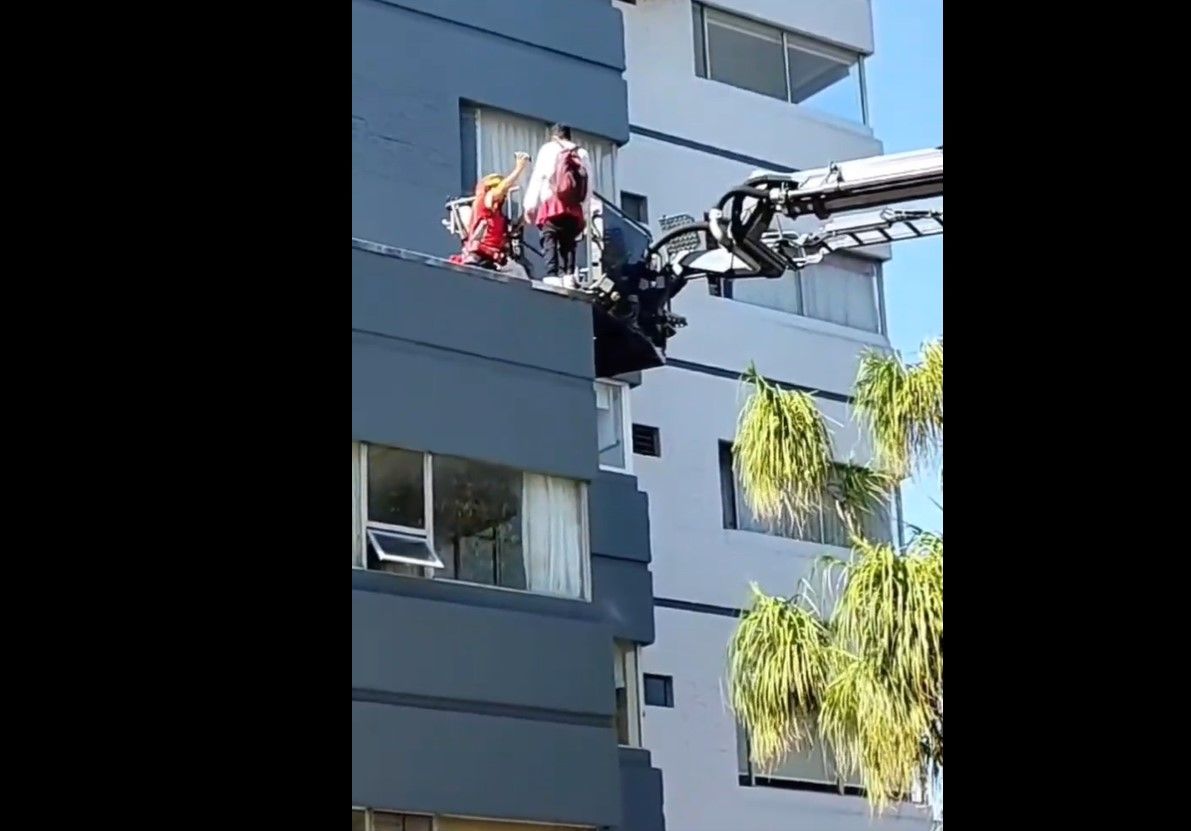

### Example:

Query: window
xmin=725 ymin=253 xmax=884 ymax=334
xmin=614 ymin=641 xmax=642 ymax=746
xmin=643 ymin=673 xmax=674 ymax=707
xmin=353 ymin=810 xmax=433 ymax=831
xmin=632 ymin=424 xmax=661 ymax=458
xmin=352 ymin=441 xmax=590 ymax=600
xmin=596 ymin=380 xmax=631 ymax=472
xmin=620 ymin=192 xmax=649 ymax=226
xmin=719 ymin=441 xmax=893 ymax=546
xmin=691 ymin=2 xmax=867 ymax=125
xmin=463 ymin=104 xmax=618 ymax=217
xmin=737 ymin=723 xmax=862 ymax=795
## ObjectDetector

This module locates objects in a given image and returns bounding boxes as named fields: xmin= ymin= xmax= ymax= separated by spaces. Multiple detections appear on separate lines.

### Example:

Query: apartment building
xmin=352 ymin=2 xmax=662 ymax=829
xmin=353 ymin=1 xmax=934 ymax=829
xmin=612 ymin=1 xmax=930 ymax=829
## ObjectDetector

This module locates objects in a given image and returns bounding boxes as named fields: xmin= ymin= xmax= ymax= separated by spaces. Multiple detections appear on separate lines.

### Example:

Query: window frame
xmin=691 ymin=2 xmax=868 ymax=126
xmin=614 ymin=640 xmax=643 ymax=747
xmin=718 ymin=441 xmax=892 ymax=547
xmin=620 ymin=191 xmax=649 ymax=226
xmin=643 ymin=673 xmax=674 ymax=708
xmin=352 ymin=808 xmax=435 ymax=831
xmin=353 ymin=441 xmax=592 ymax=601
xmin=359 ymin=444 xmax=443 ymax=569
xmin=595 ymin=379 xmax=633 ymax=475
xmin=736 ymin=723 xmax=864 ymax=796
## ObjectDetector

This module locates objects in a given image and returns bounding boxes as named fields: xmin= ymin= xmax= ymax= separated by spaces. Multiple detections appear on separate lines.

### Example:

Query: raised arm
xmin=485 ymin=152 xmax=531 ymax=209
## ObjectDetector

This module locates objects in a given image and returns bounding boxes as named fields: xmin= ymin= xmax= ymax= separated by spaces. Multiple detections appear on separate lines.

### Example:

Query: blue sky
xmin=867 ymin=0 xmax=943 ymax=535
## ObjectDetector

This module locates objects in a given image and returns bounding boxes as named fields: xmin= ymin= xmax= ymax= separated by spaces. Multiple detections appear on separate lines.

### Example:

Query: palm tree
xmin=728 ymin=339 xmax=942 ymax=818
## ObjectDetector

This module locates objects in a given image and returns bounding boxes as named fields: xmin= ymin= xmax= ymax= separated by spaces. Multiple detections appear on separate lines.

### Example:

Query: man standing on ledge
xmin=524 ymin=124 xmax=591 ymax=288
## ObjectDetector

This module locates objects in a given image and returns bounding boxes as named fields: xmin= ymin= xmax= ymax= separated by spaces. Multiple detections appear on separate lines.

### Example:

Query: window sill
xmin=722 ymin=526 xmax=853 ymax=552
xmin=351 ymin=565 xmax=592 ymax=605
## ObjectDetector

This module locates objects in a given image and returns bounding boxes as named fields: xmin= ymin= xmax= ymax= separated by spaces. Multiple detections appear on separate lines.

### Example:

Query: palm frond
xmin=854 ymin=339 xmax=943 ymax=478
xmin=728 ymin=585 xmax=830 ymax=771
xmin=826 ymin=463 xmax=897 ymax=535
xmin=734 ymin=365 xmax=833 ymax=529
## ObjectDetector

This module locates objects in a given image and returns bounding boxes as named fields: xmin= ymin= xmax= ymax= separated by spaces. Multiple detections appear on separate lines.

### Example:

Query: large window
xmin=719 ymin=442 xmax=893 ymax=546
xmin=726 ymin=253 xmax=884 ymax=334
xmin=596 ymin=379 xmax=631 ymax=473
xmin=614 ymin=640 xmax=642 ymax=746
xmin=352 ymin=442 xmax=590 ymax=600
xmin=737 ymin=723 xmax=863 ymax=795
xmin=462 ymin=104 xmax=618 ymax=217
xmin=692 ymin=2 xmax=867 ymax=125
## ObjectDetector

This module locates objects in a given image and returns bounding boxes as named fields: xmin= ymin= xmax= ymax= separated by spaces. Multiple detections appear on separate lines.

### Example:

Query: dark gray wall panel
xmin=353 ymin=332 xmax=598 ymax=481
xmin=352 ymin=247 xmax=594 ymax=379
xmin=592 ymin=556 xmax=655 ymax=645
xmin=352 ymin=701 xmax=621 ymax=828
xmin=353 ymin=0 xmax=629 ymax=252
xmin=352 ymin=588 xmax=614 ymax=717
xmin=590 ymin=471 xmax=652 ymax=564
xmin=618 ymin=748 xmax=667 ymax=831
xmin=378 ymin=0 xmax=625 ymax=70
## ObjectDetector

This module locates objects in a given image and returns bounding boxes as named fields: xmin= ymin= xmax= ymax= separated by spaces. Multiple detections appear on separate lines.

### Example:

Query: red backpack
xmin=551 ymin=144 xmax=588 ymax=207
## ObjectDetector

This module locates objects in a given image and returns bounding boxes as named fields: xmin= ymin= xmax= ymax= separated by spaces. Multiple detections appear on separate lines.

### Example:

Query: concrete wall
xmin=352 ymin=0 xmax=629 ymax=255
xmin=352 ymin=243 xmax=663 ymax=829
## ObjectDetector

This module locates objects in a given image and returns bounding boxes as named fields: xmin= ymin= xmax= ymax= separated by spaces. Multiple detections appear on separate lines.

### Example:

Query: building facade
xmin=353 ymin=1 xmax=933 ymax=830
xmin=613 ymin=1 xmax=930 ymax=829
xmin=352 ymin=2 xmax=662 ymax=830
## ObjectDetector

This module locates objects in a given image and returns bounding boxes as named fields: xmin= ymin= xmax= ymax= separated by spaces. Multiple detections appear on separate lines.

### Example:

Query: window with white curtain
xmin=737 ymin=722 xmax=864 ymax=793
xmin=724 ymin=253 xmax=883 ymax=334
xmin=467 ymin=104 xmax=618 ymax=217
xmin=351 ymin=440 xmax=590 ymax=600
xmin=595 ymin=379 xmax=631 ymax=473
xmin=719 ymin=441 xmax=893 ymax=546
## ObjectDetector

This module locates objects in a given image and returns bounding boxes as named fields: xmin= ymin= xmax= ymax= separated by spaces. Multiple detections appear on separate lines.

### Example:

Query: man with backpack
xmin=524 ymin=124 xmax=591 ymax=287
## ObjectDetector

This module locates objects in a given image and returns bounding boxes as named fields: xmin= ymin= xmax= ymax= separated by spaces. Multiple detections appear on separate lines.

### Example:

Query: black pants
xmin=541 ymin=215 xmax=581 ymax=278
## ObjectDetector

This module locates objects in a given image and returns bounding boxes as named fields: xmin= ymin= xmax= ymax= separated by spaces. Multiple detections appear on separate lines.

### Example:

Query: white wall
xmin=614 ymin=2 xmax=929 ymax=828
xmin=644 ymin=608 xmax=932 ymax=831
xmin=617 ymin=0 xmax=881 ymax=170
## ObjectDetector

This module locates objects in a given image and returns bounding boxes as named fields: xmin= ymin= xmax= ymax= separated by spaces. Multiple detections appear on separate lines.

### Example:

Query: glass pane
xmin=432 ymin=455 xmax=524 ymax=590
xmin=596 ymin=382 xmax=626 ymax=469
xmin=372 ymin=813 xmax=403 ymax=831
xmin=692 ymin=1 xmax=706 ymax=77
xmin=705 ymin=10 xmax=786 ymax=100
xmin=769 ymin=741 xmax=835 ymax=785
xmin=367 ymin=530 xmax=440 ymax=566
xmin=787 ymin=43 xmax=863 ymax=123
xmin=352 ymin=809 xmax=367 ymax=831
xmin=403 ymin=817 xmax=432 ymax=831
xmin=367 ymin=446 xmax=425 ymax=529
xmin=730 ymin=269 xmax=803 ymax=315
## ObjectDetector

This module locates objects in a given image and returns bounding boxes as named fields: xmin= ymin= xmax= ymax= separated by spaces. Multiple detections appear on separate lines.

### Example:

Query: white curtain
xmin=351 ymin=441 xmax=363 ymax=567
xmin=521 ymin=473 xmax=586 ymax=599
xmin=799 ymin=254 xmax=881 ymax=333
xmin=477 ymin=107 xmax=618 ymax=215
xmin=730 ymin=268 xmax=804 ymax=315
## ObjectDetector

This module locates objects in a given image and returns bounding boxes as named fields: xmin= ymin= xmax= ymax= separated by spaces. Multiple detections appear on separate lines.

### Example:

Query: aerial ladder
xmin=443 ymin=146 xmax=943 ymax=376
